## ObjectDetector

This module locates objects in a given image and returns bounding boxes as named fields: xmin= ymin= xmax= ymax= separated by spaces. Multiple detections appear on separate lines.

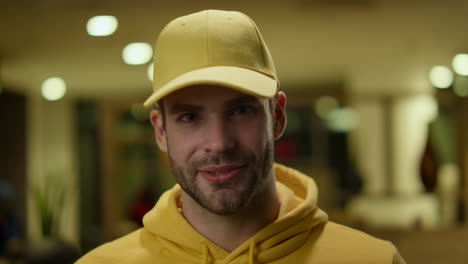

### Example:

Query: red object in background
xmin=420 ymin=135 xmax=439 ymax=193
xmin=130 ymin=188 xmax=155 ymax=226
xmin=275 ymin=138 xmax=298 ymax=163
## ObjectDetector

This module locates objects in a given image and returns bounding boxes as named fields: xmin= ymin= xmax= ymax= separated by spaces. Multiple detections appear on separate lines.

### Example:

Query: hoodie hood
xmin=142 ymin=163 xmax=328 ymax=263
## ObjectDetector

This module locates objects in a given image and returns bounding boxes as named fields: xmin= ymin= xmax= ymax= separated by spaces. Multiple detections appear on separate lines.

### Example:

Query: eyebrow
xmin=167 ymin=103 xmax=203 ymax=115
xmin=167 ymin=94 xmax=261 ymax=115
xmin=224 ymin=95 xmax=261 ymax=108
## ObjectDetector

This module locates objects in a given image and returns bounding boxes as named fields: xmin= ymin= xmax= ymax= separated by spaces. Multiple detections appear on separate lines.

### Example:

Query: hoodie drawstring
xmin=202 ymin=242 xmax=210 ymax=264
xmin=249 ymin=240 xmax=256 ymax=264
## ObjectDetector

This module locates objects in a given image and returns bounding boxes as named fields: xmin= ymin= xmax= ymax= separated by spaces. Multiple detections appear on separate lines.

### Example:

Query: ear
xmin=273 ymin=92 xmax=287 ymax=140
xmin=150 ymin=110 xmax=168 ymax=152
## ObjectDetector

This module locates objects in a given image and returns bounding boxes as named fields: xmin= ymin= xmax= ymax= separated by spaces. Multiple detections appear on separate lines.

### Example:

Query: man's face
xmin=151 ymin=85 xmax=285 ymax=215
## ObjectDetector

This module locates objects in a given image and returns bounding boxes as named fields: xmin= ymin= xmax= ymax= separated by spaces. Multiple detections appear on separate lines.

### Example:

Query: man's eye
xmin=232 ymin=105 xmax=255 ymax=115
xmin=178 ymin=113 xmax=198 ymax=122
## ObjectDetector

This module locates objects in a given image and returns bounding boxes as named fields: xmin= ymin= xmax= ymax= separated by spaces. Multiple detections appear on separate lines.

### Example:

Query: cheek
xmin=236 ymin=118 xmax=271 ymax=149
xmin=165 ymin=127 xmax=198 ymax=161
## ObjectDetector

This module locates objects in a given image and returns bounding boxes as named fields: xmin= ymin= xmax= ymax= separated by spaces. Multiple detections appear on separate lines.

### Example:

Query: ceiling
xmin=1 ymin=0 xmax=468 ymax=101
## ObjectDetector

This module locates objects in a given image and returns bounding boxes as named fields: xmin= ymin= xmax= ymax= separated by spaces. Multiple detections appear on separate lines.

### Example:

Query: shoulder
xmin=303 ymin=221 xmax=405 ymax=264
xmin=75 ymin=228 xmax=166 ymax=264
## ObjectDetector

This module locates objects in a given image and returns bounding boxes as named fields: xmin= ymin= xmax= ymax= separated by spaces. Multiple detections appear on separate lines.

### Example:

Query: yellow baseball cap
xmin=143 ymin=10 xmax=279 ymax=108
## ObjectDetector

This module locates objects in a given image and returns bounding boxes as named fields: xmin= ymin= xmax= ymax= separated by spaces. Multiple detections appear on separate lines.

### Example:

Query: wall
xmin=26 ymin=93 xmax=79 ymax=245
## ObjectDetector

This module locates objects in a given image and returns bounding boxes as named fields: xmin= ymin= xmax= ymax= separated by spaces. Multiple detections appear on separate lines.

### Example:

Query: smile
xmin=198 ymin=165 xmax=244 ymax=183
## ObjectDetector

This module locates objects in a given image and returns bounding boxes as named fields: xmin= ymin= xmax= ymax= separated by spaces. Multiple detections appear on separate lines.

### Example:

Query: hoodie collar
xmin=142 ymin=163 xmax=328 ymax=263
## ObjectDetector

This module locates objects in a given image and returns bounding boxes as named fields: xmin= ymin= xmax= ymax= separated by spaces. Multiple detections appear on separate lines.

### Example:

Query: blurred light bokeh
xmin=1 ymin=1 xmax=468 ymax=263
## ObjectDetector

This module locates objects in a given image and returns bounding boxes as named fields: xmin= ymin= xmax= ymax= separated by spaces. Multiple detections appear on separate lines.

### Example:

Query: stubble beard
xmin=168 ymin=140 xmax=275 ymax=216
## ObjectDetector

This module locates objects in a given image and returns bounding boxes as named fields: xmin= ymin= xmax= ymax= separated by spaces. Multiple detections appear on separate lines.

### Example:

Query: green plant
xmin=32 ymin=173 xmax=67 ymax=238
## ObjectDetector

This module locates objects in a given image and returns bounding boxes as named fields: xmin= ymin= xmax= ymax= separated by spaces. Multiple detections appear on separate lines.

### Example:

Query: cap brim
xmin=143 ymin=66 xmax=278 ymax=108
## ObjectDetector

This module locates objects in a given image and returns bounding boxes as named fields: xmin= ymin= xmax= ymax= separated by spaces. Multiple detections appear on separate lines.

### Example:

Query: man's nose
xmin=203 ymin=118 xmax=235 ymax=153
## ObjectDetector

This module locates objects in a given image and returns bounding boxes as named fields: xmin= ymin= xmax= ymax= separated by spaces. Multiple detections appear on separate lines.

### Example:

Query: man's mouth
xmin=198 ymin=165 xmax=244 ymax=183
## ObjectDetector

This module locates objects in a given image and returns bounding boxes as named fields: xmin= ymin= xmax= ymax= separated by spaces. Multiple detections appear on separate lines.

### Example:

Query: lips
xmin=198 ymin=165 xmax=244 ymax=183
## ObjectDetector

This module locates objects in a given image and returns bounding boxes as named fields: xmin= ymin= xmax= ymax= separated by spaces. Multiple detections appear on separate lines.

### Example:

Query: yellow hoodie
xmin=77 ymin=164 xmax=405 ymax=263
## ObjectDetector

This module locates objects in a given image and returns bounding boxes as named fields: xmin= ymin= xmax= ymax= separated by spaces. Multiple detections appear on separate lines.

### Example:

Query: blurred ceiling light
xmin=86 ymin=15 xmax=118 ymax=36
xmin=41 ymin=77 xmax=66 ymax=101
xmin=315 ymin=96 xmax=338 ymax=119
xmin=122 ymin=42 xmax=153 ymax=65
xmin=326 ymin=107 xmax=359 ymax=132
xmin=429 ymin=66 xmax=453 ymax=89
xmin=147 ymin=63 xmax=154 ymax=82
xmin=452 ymin=54 xmax=468 ymax=76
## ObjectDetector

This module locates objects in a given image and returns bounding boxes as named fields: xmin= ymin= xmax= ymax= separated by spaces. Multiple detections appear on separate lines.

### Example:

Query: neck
xmin=180 ymin=173 xmax=280 ymax=252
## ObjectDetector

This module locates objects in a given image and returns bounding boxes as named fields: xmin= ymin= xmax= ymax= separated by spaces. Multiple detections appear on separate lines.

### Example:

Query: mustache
xmin=189 ymin=151 xmax=254 ymax=172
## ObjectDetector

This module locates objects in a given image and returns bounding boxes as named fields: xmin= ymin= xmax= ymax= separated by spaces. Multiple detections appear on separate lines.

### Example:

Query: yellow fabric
xmin=202 ymin=242 xmax=210 ymax=264
xmin=76 ymin=163 xmax=405 ymax=264
xmin=143 ymin=10 xmax=279 ymax=108
xmin=249 ymin=241 xmax=255 ymax=264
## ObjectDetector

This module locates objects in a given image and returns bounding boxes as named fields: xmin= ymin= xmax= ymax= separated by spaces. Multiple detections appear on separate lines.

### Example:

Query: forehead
xmin=162 ymin=85 xmax=264 ymax=108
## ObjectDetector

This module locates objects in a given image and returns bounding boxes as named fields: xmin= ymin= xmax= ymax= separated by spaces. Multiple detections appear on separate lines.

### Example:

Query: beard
xmin=168 ymin=140 xmax=275 ymax=216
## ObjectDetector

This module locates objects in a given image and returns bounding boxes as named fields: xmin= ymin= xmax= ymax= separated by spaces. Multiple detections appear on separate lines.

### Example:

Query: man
xmin=77 ymin=10 xmax=405 ymax=263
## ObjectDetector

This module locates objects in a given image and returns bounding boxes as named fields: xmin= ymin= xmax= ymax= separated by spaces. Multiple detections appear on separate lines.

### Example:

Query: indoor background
xmin=1 ymin=0 xmax=468 ymax=263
